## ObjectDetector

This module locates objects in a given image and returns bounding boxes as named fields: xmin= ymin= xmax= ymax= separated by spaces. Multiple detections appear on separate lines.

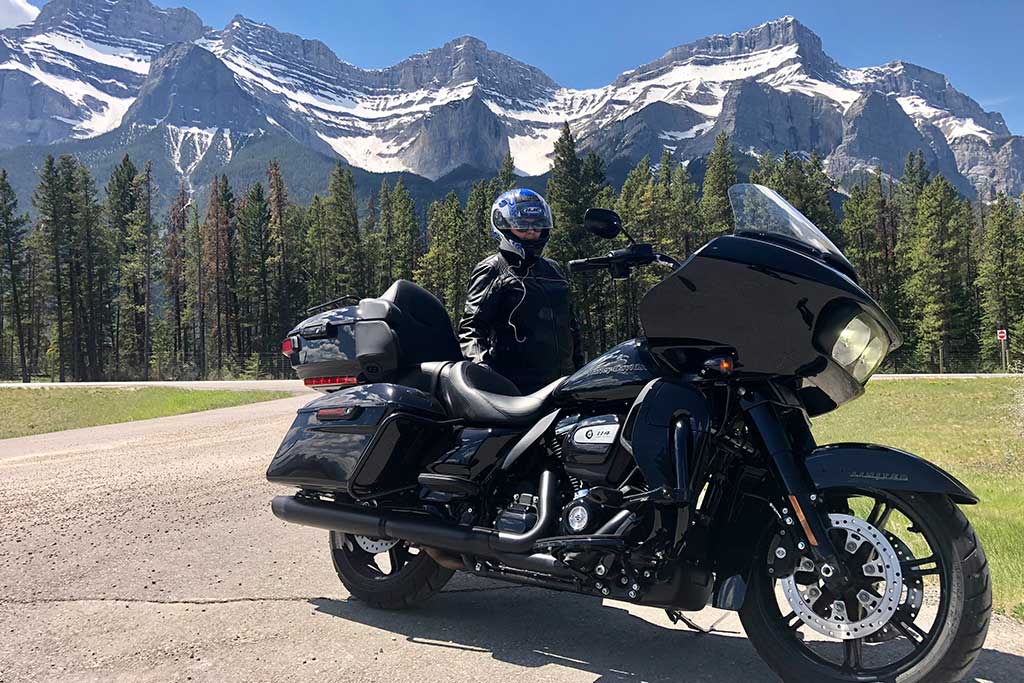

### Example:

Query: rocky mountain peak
xmin=122 ymin=42 xmax=264 ymax=130
xmin=0 ymin=4 xmax=1020 ymax=200
xmin=30 ymin=0 xmax=207 ymax=48
xmin=383 ymin=34 xmax=559 ymax=93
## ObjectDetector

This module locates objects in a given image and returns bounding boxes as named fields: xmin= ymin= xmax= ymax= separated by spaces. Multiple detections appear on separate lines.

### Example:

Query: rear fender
xmin=804 ymin=443 xmax=978 ymax=504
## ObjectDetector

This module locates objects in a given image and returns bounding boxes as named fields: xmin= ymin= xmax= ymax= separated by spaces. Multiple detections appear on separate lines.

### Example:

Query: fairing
xmin=639 ymin=235 xmax=901 ymax=415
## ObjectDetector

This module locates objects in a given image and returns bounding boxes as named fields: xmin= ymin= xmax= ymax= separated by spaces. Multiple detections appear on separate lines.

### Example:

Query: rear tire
xmin=329 ymin=531 xmax=454 ymax=610
xmin=740 ymin=493 xmax=990 ymax=683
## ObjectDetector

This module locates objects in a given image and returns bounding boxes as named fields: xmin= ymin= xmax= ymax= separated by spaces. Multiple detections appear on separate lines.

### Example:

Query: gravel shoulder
xmin=1 ymin=394 xmax=1021 ymax=682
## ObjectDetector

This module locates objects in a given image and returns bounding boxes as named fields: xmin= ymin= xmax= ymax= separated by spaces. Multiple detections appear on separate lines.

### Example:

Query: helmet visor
xmin=506 ymin=200 xmax=552 ymax=231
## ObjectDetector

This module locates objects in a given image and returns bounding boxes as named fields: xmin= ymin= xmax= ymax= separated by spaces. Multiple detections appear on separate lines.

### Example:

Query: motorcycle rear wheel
xmin=329 ymin=531 xmax=454 ymax=610
xmin=740 ymin=491 xmax=990 ymax=683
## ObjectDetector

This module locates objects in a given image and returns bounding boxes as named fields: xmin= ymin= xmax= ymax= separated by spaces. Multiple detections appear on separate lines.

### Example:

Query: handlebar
xmin=568 ymin=255 xmax=613 ymax=273
xmin=567 ymin=244 xmax=682 ymax=277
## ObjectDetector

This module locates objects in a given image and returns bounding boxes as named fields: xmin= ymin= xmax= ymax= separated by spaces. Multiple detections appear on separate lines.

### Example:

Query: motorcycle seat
xmin=438 ymin=361 xmax=563 ymax=426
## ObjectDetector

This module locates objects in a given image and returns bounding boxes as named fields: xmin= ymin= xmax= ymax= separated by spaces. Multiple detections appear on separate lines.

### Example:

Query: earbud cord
xmin=508 ymin=261 xmax=533 ymax=343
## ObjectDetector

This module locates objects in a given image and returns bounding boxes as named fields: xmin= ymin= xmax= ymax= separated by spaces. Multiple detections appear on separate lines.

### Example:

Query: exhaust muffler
xmin=271 ymin=471 xmax=559 ymax=558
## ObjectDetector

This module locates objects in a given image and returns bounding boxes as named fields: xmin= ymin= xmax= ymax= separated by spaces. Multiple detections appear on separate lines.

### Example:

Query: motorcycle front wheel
xmin=740 ymin=490 xmax=990 ymax=683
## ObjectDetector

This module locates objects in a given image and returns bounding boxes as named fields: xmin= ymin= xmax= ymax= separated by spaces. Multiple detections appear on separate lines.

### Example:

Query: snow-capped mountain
xmin=0 ymin=0 xmax=1020 ymax=201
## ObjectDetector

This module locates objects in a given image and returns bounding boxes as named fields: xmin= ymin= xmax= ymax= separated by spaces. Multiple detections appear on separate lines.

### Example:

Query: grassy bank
xmin=813 ymin=377 xmax=1024 ymax=620
xmin=0 ymin=386 xmax=292 ymax=440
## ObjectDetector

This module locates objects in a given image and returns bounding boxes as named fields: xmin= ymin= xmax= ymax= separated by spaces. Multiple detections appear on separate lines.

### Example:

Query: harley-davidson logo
xmin=849 ymin=471 xmax=910 ymax=483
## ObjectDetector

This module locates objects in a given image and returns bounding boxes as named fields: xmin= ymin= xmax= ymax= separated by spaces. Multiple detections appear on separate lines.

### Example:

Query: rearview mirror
xmin=584 ymin=208 xmax=622 ymax=239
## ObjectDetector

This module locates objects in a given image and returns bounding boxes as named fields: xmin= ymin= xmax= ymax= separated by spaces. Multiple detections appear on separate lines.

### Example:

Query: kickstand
xmin=665 ymin=609 xmax=728 ymax=634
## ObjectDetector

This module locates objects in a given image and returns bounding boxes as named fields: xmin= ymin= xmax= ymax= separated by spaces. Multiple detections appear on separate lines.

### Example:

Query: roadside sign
xmin=997 ymin=329 xmax=1008 ymax=341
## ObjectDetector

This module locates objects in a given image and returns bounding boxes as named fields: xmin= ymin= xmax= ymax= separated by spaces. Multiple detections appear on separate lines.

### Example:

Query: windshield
xmin=728 ymin=184 xmax=845 ymax=263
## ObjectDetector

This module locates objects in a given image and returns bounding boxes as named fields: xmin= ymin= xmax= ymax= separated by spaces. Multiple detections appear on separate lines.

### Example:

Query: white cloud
xmin=0 ymin=0 xmax=39 ymax=30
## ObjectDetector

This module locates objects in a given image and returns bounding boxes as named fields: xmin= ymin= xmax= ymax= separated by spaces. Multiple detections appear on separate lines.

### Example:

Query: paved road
xmin=1 ymin=396 xmax=1021 ymax=682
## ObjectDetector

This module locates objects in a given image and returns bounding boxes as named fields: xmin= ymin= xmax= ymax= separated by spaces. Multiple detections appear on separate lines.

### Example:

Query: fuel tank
xmin=553 ymin=339 xmax=662 ymax=405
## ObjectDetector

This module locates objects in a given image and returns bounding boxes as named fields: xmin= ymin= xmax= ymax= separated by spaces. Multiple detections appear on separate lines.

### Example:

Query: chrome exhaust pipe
xmin=271 ymin=471 xmax=559 ymax=556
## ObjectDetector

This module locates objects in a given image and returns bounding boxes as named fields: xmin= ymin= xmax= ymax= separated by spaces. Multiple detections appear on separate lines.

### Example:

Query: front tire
xmin=740 ymin=492 xmax=990 ymax=683
xmin=329 ymin=531 xmax=454 ymax=610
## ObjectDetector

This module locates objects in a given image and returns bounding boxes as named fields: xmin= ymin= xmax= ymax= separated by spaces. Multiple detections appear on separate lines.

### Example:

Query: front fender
xmin=805 ymin=443 xmax=977 ymax=504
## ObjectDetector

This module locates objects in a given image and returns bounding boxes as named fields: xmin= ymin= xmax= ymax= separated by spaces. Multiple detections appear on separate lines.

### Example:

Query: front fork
xmin=740 ymin=388 xmax=853 ymax=588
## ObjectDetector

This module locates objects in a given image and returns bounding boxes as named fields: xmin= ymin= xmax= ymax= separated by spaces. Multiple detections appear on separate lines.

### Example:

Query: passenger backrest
xmin=355 ymin=280 xmax=462 ymax=381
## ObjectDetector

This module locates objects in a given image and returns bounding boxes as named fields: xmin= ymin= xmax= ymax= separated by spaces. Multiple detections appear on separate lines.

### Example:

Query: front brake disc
xmin=780 ymin=513 xmax=904 ymax=641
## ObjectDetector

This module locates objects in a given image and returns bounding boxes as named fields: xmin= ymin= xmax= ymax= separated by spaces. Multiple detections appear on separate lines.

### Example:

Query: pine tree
xmin=376 ymin=179 xmax=393 ymax=292
xmin=905 ymin=175 xmax=967 ymax=372
xmin=0 ymin=169 xmax=30 ymax=382
xmin=164 ymin=185 xmax=189 ymax=368
xmin=202 ymin=175 xmax=232 ymax=373
xmin=669 ymin=161 xmax=703 ymax=254
xmin=894 ymin=151 xmax=932 ymax=360
xmin=105 ymin=155 xmax=138 ymax=374
xmin=326 ymin=163 xmax=363 ymax=297
xmin=389 ymin=179 xmax=419 ymax=281
xmin=122 ymin=162 xmax=156 ymax=379
xmin=463 ymin=180 xmax=494 ymax=271
xmin=415 ymin=191 xmax=464 ymax=319
xmin=546 ymin=123 xmax=586 ymax=263
xmin=840 ymin=175 xmax=887 ymax=301
xmin=70 ymin=162 xmax=105 ymax=380
xmin=237 ymin=182 xmax=273 ymax=354
xmin=304 ymin=194 xmax=332 ymax=307
xmin=700 ymin=132 xmax=737 ymax=236
xmin=33 ymin=155 xmax=68 ymax=380
xmin=183 ymin=205 xmax=206 ymax=377
xmin=497 ymin=153 xmax=516 ymax=191
xmin=267 ymin=160 xmax=295 ymax=338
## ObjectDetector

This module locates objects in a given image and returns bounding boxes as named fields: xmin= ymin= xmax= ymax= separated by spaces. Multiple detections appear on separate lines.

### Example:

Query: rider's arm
xmin=458 ymin=260 xmax=500 ymax=366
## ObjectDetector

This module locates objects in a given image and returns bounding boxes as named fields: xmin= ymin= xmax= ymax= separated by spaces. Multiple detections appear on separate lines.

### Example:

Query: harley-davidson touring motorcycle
xmin=269 ymin=184 xmax=989 ymax=682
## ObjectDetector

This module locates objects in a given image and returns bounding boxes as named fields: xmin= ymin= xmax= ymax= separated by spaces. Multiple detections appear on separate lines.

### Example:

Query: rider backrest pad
xmin=355 ymin=280 xmax=462 ymax=381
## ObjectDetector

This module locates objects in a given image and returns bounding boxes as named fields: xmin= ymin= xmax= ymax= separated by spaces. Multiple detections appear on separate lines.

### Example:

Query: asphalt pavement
xmin=1 ymin=393 xmax=1021 ymax=682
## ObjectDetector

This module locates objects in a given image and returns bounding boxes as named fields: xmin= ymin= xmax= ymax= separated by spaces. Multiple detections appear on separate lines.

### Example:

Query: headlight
xmin=830 ymin=313 xmax=888 ymax=382
xmin=831 ymin=316 xmax=871 ymax=366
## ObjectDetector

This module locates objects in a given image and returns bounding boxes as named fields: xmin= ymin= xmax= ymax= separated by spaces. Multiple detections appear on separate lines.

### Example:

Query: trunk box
xmin=282 ymin=280 xmax=462 ymax=392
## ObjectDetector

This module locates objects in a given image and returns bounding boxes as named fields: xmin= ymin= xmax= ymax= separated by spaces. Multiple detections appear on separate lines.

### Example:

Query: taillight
xmin=303 ymin=376 xmax=359 ymax=388
xmin=281 ymin=336 xmax=299 ymax=357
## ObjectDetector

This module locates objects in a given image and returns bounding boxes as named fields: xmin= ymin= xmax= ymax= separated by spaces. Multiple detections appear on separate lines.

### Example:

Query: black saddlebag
xmin=266 ymin=383 xmax=451 ymax=498
xmin=283 ymin=280 xmax=461 ymax=390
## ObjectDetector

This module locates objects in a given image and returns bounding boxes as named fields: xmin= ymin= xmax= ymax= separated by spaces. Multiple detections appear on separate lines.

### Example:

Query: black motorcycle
xmin=269 ymin=184 xmax=990 ymax=682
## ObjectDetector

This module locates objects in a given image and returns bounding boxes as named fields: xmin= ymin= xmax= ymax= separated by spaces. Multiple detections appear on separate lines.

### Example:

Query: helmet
xmin=490 ymin=188 xmax=553 ymax=260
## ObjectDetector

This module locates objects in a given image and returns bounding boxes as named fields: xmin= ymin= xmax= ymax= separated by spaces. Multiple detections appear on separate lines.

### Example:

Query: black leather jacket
xmin=458 ymin=250 xmax=583 ymax=393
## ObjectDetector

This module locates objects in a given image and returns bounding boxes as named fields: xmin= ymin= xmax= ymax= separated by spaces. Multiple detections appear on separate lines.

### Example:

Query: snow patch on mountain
xmin=165 ymin=124 xmax=218 ymax=190
xmin=0 ymin=56 xmax=134 ymax=135
xmin=316 ymin=131 xmax=413 ymax=174
xmin=660 ymin=121 xmax=715 ymax=141
xmin=897 ymin=95 xmax=996 ymax=143
xmin=22 ymin=31 xmax=151 ymax=74
xmin=508 ymin=127 xmax=561 ymax=176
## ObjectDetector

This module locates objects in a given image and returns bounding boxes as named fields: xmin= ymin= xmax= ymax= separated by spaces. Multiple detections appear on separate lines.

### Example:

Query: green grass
xmin=0 ymin=387 xmax=292 ymax=440
xmin=813 ymin=377 xmax=1024 ymax=620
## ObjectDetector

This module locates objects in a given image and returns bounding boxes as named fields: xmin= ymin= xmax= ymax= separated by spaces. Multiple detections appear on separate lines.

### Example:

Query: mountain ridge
xmin=0 ymin=1 xmax=1019 ymax=204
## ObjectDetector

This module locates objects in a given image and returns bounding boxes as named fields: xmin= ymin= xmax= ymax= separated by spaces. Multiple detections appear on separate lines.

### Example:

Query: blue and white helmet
xmin=490 ymin=188 xmax=553 ymax=260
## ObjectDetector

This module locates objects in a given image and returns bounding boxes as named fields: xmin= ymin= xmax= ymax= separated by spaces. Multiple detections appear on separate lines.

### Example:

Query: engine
xmin=556 ymin=414 xmax=634 ymax=535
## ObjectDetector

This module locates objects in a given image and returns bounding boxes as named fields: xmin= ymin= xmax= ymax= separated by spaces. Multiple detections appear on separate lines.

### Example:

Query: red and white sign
xmin=997 ymin=329 xmax=1008 ymax=341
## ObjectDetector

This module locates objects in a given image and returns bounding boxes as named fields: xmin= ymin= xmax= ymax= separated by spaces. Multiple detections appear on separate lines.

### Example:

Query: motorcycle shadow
xmin=310 ymin=576 xmax=771 ymax=682
xmin=309 ymin=576 xmax=1020 ymax=682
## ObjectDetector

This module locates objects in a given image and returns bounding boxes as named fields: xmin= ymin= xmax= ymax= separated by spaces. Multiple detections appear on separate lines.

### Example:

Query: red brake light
xmin=303 ymin=376 xmax=359 ymax=388
xmin=281 ymin=337 xmax=294 ymax=357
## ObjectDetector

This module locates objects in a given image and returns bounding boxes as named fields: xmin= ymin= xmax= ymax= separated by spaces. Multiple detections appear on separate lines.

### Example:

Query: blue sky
xmin=19 ymin=0 xmax=1024 ymax=131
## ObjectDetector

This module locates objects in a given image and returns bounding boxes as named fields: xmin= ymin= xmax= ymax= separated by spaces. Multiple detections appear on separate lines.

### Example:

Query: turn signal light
xmin=702 ymin=355 xmax=735 ymax=375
